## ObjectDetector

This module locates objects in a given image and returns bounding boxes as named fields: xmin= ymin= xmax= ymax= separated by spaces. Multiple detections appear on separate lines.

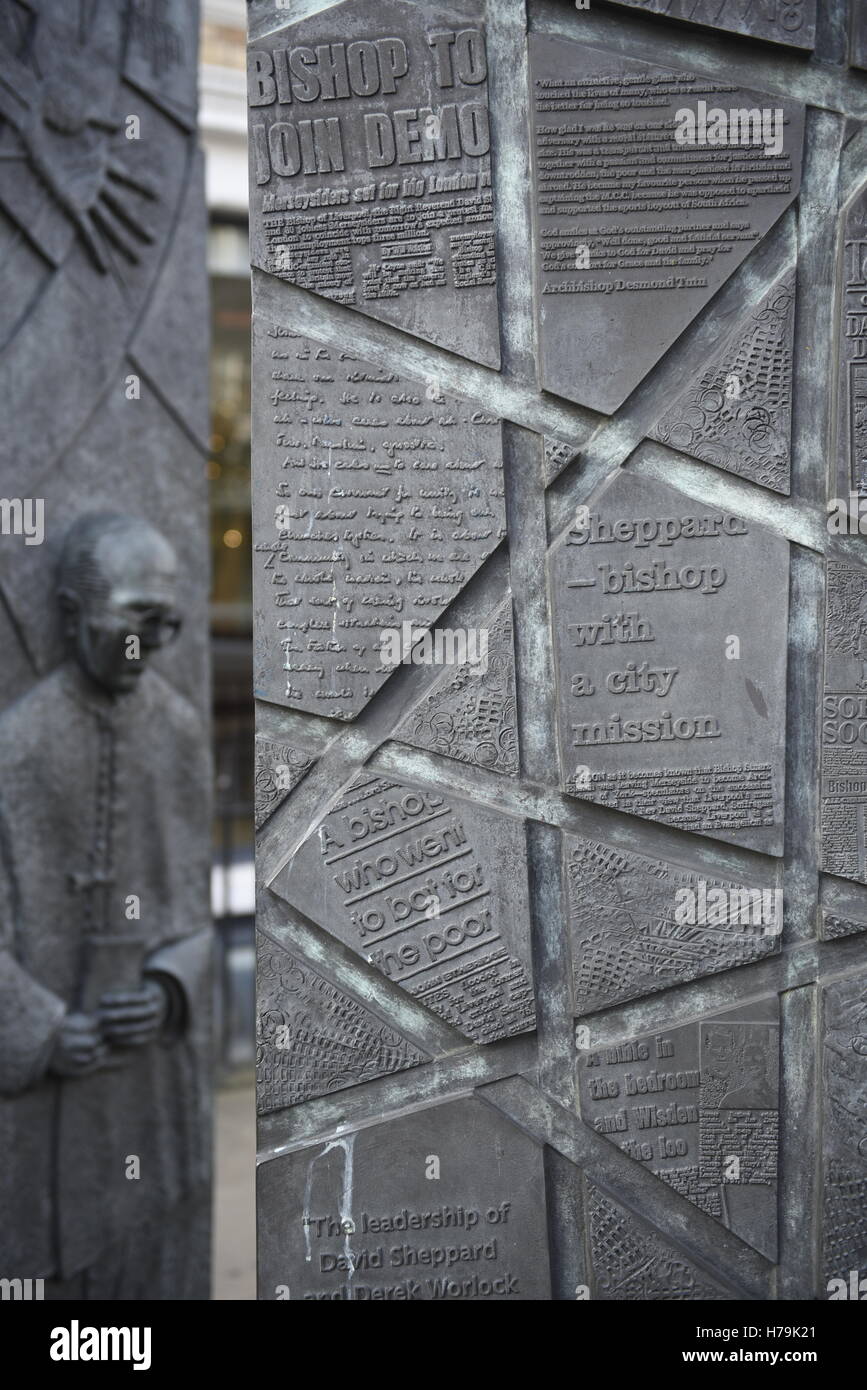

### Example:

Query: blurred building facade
xmin=201 ymin=0 xmax=254 ymax=1073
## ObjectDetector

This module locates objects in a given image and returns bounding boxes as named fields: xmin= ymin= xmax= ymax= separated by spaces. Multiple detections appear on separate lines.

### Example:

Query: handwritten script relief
xmin=528 ymin=34 xmax=803 ymax=412
xmin=251 ymin=323 xmax=506 ymax=719
xmin=549 ymin=471 xmax=788 ymax=854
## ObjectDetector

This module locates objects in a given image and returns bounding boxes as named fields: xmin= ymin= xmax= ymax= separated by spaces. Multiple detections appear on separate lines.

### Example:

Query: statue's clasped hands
xmin=49 ymin=980 xmax=168 ymax=1077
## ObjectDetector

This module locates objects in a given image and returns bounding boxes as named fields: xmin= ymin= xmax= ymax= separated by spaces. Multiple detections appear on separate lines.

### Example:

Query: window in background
xmin=209 ymin=218 xmax=255 ymax=1074
xmin=210 ymin=225 xmax=252 ymax=638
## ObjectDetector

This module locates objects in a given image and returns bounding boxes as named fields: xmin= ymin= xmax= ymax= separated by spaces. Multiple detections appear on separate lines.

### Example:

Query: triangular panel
xmin=394 ymin=600 xmax=518 ymax=777
xmin=565 ymin=833 xmax=779 ymax=1015
xmin=256 ymin=932 xmax=425 ymax=1112
xmin=650 ymin=271 xmax=795 ymax=494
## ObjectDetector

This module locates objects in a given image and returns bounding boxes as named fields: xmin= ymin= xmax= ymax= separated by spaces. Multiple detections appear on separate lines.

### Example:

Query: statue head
xmin=58 ymin=513 xmax=181 ymax=696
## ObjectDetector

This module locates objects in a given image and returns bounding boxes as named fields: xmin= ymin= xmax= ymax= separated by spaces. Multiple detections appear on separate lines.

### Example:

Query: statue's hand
xmin=48 ymin=1011 xmax=107 ymax=1077
xmin=99 ymin=980 xmax=168 ymax=1048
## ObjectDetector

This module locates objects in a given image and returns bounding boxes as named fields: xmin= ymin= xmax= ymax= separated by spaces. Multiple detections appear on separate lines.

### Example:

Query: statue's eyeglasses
xmin=107 ymin=605 xmax=183 ymax=643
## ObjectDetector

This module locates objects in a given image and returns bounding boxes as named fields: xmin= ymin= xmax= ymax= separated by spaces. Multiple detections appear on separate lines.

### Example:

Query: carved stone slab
xmin=271 ymin=772 xmax=535 ymax=1043
xmin=255 ymin=736 xmax=316 ymax=830
xmin=588 ymin=1186 xmax=734 ymax=1300
xmin=528 ymin=34 xmax=804 ymax=412
xmin=650 ymin=270 xmax=795 ymax=494
xmin=251 ymin=322 xmax=506 ymax=719
xmin=821 ymin=561 xmax=867 ymax=884
xmin=247 ymin=0 xmax=500 ymax=368
xmin=258 ymin=1095 xmax=551 ymax=1300
xmin=834 ymin=184 xmax=867 ymax=498
xmin=394 ymin=599 xmax=519 ymax=777
xmin=605 ymin=0 xmax=816 ymax=50
xmin=822 ymin=972 xmax=867 ymax=1287
xmin=565 ymin=833 xmax=780 ymax=1016
xmin=579 ymin=1001 xmax=780 ymax=1260
xmin=549 ymin=470 xmax=789 ymax=854
xmin=256 ymin=933 xmax=425 ymax=1114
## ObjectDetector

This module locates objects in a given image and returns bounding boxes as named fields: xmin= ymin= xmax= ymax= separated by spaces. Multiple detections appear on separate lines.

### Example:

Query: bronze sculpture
xmin=0 ymin=513 xmax=212 ymax=1299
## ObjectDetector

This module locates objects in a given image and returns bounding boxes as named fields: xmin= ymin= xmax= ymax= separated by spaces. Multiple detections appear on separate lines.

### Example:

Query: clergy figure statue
xmin=0 ymin=513 xmax=212 ymax=1299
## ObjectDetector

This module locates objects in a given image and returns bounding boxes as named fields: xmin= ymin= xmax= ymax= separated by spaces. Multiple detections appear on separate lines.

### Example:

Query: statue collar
xmin=57 ymin=661 xmax=138 ymax=721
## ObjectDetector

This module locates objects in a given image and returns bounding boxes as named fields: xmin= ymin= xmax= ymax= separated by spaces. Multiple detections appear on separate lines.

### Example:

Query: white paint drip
xmin=301 ymin=1134 xmax=357 ymax=1301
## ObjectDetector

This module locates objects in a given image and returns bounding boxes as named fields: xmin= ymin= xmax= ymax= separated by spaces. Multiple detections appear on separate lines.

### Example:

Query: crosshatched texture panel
xmin=650 ymin=269 xmax=795 ymax=494
xmin=565 ymin=833 xmax=780 ymax=1015
xmin=255 ymin=737 xmax=316 ymax=829
xmin=251 ymin=320 xmax=506 ymax=718
xmin=256 ymin=933 xmax=426 ymax=1112
xmin=247 ymin=0 xmax=501 ymax=368
xmin=550 ymin=470 xmax=789 ymax=854
xmin=272 ymin=772 xmax=536 ymax=1043
xmin=587 ymin=1185 xmax=735 ymax=1300
xmin=394 ymin=598 xmax=519 ymax=776
xmin=822 ymin=910 xmax=867 ymax=941
xmin=544 ymin=436 xmax=581 ymax=483
xmin=528 ymin=34 xmax=804 ymax=412
xmin=257 ymin=1096 xmax=551 ymax=1299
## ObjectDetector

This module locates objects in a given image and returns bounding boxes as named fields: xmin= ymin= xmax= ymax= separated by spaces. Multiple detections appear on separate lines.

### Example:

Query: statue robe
xmin=0 ymin=661 xmax=212 ymax=1296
